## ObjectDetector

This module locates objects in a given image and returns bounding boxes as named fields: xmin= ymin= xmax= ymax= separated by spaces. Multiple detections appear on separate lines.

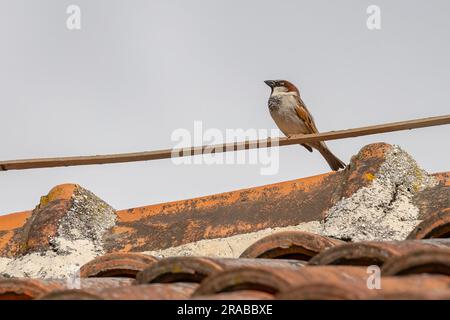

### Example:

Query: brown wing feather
xmin=294 ymin=97 xmax=319 ymax=134
xmin=293 ymin=96 xmax=346 ymax=170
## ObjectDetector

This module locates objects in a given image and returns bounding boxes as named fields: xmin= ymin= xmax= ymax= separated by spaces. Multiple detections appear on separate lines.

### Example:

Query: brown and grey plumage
xmin=265 ymin=79 xmax=345 ymax=171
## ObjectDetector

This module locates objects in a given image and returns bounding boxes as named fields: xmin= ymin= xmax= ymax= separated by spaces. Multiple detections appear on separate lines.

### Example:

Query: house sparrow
xmin=264 ymin=80 xmax=345 ymax=171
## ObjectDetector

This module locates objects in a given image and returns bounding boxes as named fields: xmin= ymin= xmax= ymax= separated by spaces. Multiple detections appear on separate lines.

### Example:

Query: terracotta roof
xmin=240 ymin=231 xmax=344 ymax=260
xmin=2 ymin=247 xmax=450 ymax=300
xmin=308 ymin=239 xmax=450 ymax=266
xmin=79 ymin=253 xmax=159 ymax=278
xmin=0 ymin=142 xmax=449 ymax=300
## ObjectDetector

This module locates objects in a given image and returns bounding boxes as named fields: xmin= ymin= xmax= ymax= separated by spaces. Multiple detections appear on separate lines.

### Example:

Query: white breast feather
xmin=269 ymin=92 xmax=308 ymax=135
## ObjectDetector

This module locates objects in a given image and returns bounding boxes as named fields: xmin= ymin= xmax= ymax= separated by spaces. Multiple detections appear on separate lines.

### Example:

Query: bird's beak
xmin=264 ymin=80 xmax=275 ymax=88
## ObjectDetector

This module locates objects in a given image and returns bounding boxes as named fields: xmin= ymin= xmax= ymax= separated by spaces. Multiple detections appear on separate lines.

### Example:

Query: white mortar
xmin=0 ymin=187 xmax=116 ymax=279
xmin=145 ymin=221 xmax=322 ymax=258
xmin=321 ymin=145 xmax=437 ymax=241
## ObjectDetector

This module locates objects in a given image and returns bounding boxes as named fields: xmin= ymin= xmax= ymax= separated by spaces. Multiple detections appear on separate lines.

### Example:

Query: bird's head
xmin=264 ymin=80 xmax=299 ymax=96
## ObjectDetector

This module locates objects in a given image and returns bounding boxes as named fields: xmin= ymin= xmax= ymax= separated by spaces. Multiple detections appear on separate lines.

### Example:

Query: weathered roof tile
xmin=0 ymin=143 xmax=449 ymax=300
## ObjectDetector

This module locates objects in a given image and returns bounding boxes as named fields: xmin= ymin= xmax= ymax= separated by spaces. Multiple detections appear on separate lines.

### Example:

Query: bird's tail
xmin=316 ymin=142 xmax=346 ymax=171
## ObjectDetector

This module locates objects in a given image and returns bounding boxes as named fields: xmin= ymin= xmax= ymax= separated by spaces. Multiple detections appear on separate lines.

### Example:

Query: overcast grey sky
xmin=1 ymin=0 xmax=449 ymax=215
